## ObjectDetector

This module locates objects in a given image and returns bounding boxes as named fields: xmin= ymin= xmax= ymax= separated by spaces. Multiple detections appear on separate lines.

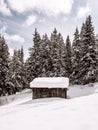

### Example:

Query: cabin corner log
xmin=32 ymin=88 xmax=68 ymax=99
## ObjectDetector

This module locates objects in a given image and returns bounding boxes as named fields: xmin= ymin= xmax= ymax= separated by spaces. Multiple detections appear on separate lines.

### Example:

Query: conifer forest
xmin=0 ymin=15 xmax=98 ymax=96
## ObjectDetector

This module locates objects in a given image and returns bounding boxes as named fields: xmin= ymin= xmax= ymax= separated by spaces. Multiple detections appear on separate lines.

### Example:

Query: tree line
xmin=0 ymin=15 xmax=98 ymax=96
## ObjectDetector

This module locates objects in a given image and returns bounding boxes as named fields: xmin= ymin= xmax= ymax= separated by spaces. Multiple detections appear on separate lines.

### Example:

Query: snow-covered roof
xmin=30 ymin=77 xmax=69 ymax=88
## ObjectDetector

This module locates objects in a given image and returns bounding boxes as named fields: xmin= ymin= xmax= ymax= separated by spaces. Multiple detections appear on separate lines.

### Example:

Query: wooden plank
xmin=32 ymin=87 xmax=67 ymax=99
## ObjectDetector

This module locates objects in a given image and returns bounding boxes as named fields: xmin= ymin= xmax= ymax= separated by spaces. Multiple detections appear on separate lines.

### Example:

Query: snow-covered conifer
xmin=78 ymin=15 xmax=97 ymax=84
xmin=65 ymin=35 xmax=72 ymax=77
xmin=41 ymin=34 xmax=52 ymax=76
xmin=27 ymin=29 xmax=42 ymax=82
xmin=57 ymin=33 xmax=66 ymax=76
xmin=50 ymin=28 xmax=61 ymax=76
xmin=70 ymin=28 xmax=81 ymax=84
xmin=0 ymin=36 xmax=10 ymax=96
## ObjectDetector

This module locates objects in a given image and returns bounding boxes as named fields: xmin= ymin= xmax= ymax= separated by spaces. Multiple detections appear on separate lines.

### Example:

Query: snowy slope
xmin=0 ymin=83 xmax=98 ymax=130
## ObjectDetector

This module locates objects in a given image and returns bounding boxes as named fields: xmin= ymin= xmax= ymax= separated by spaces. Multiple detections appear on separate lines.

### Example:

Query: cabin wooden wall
xmin=32 ymin=88 xmax=67 ymax=99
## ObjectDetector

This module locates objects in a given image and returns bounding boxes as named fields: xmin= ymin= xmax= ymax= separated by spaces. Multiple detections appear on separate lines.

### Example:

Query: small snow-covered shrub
xmin=89 ymin=83 xmax=94 ymax=87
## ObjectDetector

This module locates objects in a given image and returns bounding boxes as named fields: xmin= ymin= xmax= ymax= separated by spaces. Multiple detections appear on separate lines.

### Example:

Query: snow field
xmin=0 ymin=83 xmax=98 ymax=130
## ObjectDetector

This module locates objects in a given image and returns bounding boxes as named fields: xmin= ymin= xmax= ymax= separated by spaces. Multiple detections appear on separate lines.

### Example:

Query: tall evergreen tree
xmin=50 ymin=28 xmax=61 ymax=76
xmin=0 ymin=36 xmax=10 ymax=96
xmin=41 ymin=34 xmax=52 ymax=76
xmin=95 ymin=34 xmax=98 ymax=81
xmin=18 ymin=47 xmax=28 ymax=89
xmin=78 ymin=15 xmax=97 ymax=84
xmin=80 ymin=23 xmax=85 ymax=40
xmin=10 ymin=49 xmax=27 ymax=92
xmin=11 ymin=50 xmax=21 ymax=92
xmin=57 ymin=33 xmax=66 ymax=76
xmin=65 ymin=35 xmax=72 ymax=77
xmin=70 ymin=28 xmax=81 ymax=83
xmin=27 ymin=28 xmax=42 ymax=82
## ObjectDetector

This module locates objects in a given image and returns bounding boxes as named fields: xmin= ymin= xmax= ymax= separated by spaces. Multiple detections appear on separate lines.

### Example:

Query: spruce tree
xmin=95 ymin=34 xmax=98 ymax=81
xmin=70 ymin=28 xmax=81 ymax=84
xmin=50 ymin=28 xmax=60 ymax=76
xmin=57 ymin=33 xmax=66 ymax=76
xmin=65 ymin=35 xmax=72 ymax=77
xmin=18 ymin=47 xmax=28 ymax=89
xmin=11 ymin=49 xmax=23 ymax=92
xmin=27 ymin=28 xmax=42 ymax=82
xmin=0 ymin=36 xmax=10 ymax=96
xmin=78 ymin=15 xmax=97 ymax=84
xmin=41 ymin=34 xmax=52 ymax=76
xmin=80 ymin=23 xmax=85 ymax=40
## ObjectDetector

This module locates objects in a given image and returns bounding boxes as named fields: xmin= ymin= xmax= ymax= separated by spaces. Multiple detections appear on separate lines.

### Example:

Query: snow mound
xmin=0 ymin=89 xmax=32 ymax=106
xmin=68 ymin=82 xmax=98 ymax=98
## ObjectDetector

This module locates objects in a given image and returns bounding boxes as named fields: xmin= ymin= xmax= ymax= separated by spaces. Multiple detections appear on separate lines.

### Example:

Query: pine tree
xmin=0 ymin=36 xmax=10 ymax=96
xmin=65 ymin=35 xmax=72 ymax=77
xmin=57 ymin=33 xmax=66 ymax=76
xmin=10 ymin=47 xmax=28 ymax=92
xmin=11 ymin=49 xmax=23 ymax=92
xmin=95 ymin=34 xmax=98 ymax=81
xmin=78 ymin=15 xmax=97 ymax=84
xmin=19 ymin=47 xmax=28 ymax=89
xmin=80 ymin=23 xmax=85 ymax=40
xmin=50 ymin=28 xmax=61 ymax=76
xmin=41 ymin=34 xmax=52 ymax=76
xmin=27 ymin=28 xmax=42 ymax=82
xmin=70 ymin=28 xmax=81 ymax=84
xmin=8 ymin=56 xmax=16 ymax=95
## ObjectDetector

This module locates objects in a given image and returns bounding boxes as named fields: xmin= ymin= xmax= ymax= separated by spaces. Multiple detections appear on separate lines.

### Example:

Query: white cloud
xmin=0 ymin=0 xmax=12 ymax=16
xmin=5 ymin=34 xmax=25 ymax=44
xmin=37 ymin=0 xmax=73 ymax=16
xmin=7 ymin=0 xmax=37 ymax=13
xmin=0 ymin=25 xmax=7 ymax=34
xmin=9 ymin=48 xmax=14 ymax=56
xmin=77 ymin=5 xmax=92 ymax=19
xmin=39 ymin=18 xmax=45 ymax=23
xmin=0 ymin=26 xmax=25 ymax=44
xmin=7 ymin=0 xmax=73 ymax=16
xmin=23 ymin=15 xmax=37 ymax=26
xmin=63 ymin=17 xmax=68 ymax=22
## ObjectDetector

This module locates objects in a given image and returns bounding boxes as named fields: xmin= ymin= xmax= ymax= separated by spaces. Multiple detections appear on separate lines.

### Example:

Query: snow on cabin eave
xmin=30 ymin=77 xmax=69 ymax=89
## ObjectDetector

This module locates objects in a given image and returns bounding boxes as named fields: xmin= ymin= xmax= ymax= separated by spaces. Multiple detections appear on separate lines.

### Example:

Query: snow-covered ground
xmin=0 ymin=83 xmax=98 ymax=130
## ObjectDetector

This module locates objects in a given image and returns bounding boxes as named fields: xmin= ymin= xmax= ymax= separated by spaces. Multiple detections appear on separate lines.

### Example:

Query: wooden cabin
xmin=30 ymin=77 xmax=69 ymax=99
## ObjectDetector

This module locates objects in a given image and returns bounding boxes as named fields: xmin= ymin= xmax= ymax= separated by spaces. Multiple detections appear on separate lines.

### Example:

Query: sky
xmin=0 ymin=0 xmax=98 ymax=59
